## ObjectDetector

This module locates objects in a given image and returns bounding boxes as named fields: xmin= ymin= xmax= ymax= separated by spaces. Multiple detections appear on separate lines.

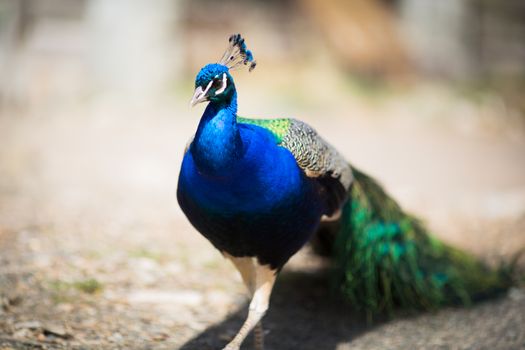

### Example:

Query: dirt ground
xmin=1 ymin=86 xmax=525 ymax=349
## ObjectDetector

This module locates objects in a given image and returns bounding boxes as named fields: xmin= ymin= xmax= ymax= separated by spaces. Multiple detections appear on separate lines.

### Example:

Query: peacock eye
xmin=211 ymin=78 xmax=222 ymax=89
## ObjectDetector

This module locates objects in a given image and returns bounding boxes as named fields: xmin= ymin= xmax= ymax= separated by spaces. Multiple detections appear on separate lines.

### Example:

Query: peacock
xmin=176 ymin=34 xmax=513 ymax=350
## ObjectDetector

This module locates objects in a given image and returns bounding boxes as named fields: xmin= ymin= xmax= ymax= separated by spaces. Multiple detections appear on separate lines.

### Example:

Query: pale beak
xmin=190 ymin=86 xmax=207 ymax=107
xmin=190 ymin=80 xmax=214 ymax=107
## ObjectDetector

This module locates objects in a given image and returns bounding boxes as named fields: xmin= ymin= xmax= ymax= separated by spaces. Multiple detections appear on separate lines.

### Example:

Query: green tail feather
xmin=334 ymin=166 xmax=513 ymax=317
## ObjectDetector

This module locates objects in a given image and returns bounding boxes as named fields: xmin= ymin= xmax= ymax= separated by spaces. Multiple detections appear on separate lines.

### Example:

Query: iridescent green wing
xmin=237 ymin=116 xmax=291 ymax=143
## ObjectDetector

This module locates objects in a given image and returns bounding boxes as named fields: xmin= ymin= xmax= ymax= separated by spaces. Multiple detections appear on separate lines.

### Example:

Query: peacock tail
xmin=334 ymin=166 xmax=513 ymax=319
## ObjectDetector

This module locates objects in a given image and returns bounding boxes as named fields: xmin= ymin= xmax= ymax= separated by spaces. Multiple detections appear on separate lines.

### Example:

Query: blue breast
xmin=177 ymin=124 xmax=324 ymax=268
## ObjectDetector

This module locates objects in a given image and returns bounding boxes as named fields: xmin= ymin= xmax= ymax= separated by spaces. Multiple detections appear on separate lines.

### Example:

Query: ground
xmin=0 ymin=84 xmax=524 ymax=349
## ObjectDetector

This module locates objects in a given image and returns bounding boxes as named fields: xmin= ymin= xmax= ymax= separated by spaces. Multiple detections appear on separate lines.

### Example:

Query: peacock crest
xmin=218 ymin=34 xmax=257 ymax=72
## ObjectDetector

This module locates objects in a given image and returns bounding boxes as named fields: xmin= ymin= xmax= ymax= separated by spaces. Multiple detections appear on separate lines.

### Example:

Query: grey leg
xmin=223 ymin=254 xmax=276 ymax=350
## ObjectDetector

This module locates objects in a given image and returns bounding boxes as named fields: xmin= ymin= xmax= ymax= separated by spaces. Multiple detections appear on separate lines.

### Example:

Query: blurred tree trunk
xmin=400 ymin=0 xmax=525 ymax=79
xmin=299 ymin=0 xmax=410 ymax=78
xmin=86 ymin=0 xmax=182 ymax=103
xmin=400 ymin=0 xmax=477 ymax=79
xmin=0 ymin=0 xmax=32 ymax=106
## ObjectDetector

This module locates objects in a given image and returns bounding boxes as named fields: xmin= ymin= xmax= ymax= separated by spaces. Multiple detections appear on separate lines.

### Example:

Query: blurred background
xmin=0 ymin=1 xmax=524 ymax=349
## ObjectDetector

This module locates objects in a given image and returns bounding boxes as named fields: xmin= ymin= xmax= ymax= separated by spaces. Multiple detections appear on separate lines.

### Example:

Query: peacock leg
xmin=225 ymin=254 xmax=256 ymax=294
xmin=223 ymin=253 xmax=276 ymax=350
xmin=225 ymin=255 xmax=264 ymax=350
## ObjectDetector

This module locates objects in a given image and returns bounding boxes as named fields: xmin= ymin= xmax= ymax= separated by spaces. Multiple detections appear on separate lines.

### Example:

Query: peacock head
xmin=191 ymin=34 xmax=256 ymax=107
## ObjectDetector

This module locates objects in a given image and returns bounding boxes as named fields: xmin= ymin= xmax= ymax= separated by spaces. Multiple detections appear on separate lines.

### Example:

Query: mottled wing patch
xmin=281 ymin=119 xmax=353 ymax=191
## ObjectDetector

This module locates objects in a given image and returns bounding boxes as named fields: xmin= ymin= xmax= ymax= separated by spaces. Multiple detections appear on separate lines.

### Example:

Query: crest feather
xmin=218 ymin=34 xmax=257 ymax=72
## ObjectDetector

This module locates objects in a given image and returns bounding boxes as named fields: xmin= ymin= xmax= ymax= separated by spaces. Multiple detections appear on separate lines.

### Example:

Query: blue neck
xmin=191 ymin=91 xmax=243 ymax=175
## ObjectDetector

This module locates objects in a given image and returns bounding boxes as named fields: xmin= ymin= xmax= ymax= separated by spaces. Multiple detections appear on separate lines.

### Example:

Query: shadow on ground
xmin=180 ymin=269 xmax=385 ymax=350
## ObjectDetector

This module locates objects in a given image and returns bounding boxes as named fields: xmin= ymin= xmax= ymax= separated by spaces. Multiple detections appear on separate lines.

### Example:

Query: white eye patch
xmin=215 ymin=73 xmax=228 ymax=95
xmin=202 ymin=79 xmax=214 ymax=96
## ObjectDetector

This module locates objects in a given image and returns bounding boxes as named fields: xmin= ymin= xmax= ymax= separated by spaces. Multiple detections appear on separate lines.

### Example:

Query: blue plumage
xmin=177 ymin=63 xmax=325 ymax=268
